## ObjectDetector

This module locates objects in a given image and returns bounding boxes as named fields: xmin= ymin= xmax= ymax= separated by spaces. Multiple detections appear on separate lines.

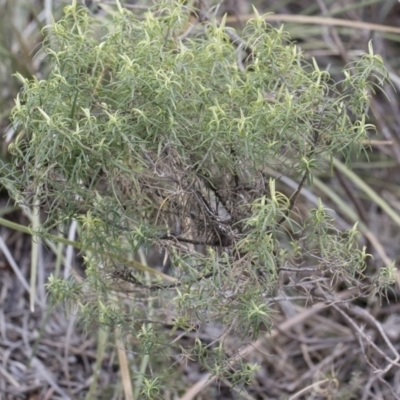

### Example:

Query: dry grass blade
xmin=0 ymin=235 xmax=31 ymax=295
xmin=115 ymin=330 xmax=134 ymax=400
xmin=226 ymin=13 xmax=400 ymax=35
xmin=333 ymin=157 xmax=400 ymax=229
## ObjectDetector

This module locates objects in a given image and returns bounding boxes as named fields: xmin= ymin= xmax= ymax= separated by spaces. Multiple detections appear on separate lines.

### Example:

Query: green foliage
xmin=2 ymin=0 xmax=390 ymax=391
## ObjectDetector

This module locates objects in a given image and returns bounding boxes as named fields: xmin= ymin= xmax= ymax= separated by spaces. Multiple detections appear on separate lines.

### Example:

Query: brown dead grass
xmin=1 ymin=1 xmax=400 ymax=399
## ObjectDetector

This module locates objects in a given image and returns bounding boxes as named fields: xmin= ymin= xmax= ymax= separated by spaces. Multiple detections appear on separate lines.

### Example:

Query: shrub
xmin=2 ymin=0 xmax=390 ymax=395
